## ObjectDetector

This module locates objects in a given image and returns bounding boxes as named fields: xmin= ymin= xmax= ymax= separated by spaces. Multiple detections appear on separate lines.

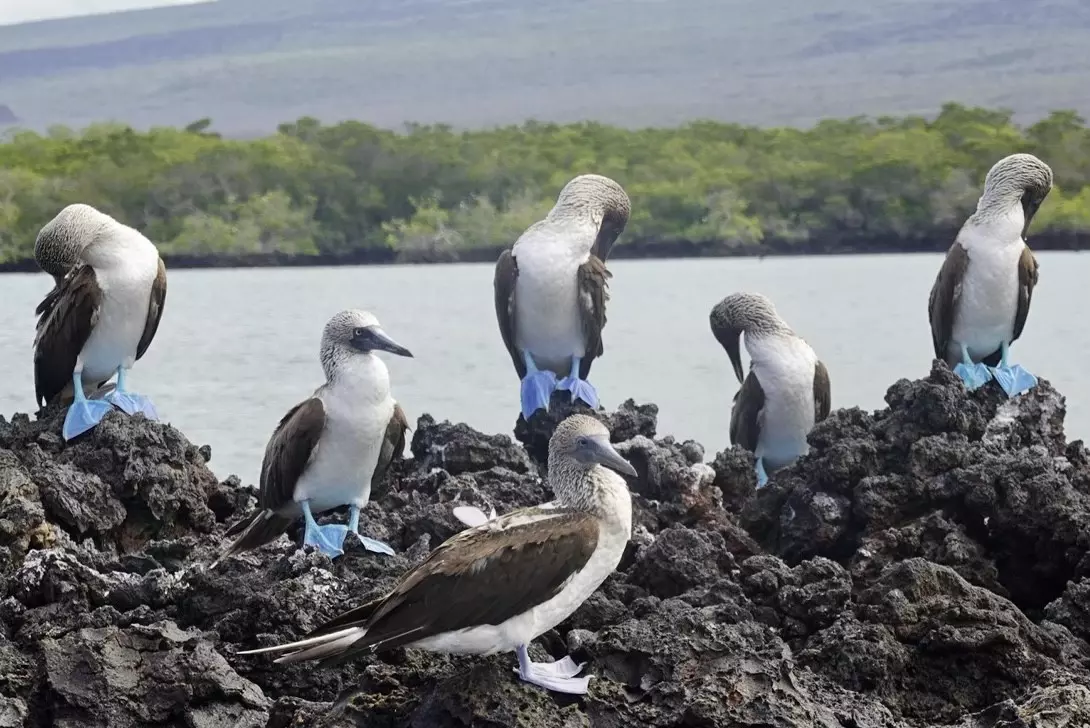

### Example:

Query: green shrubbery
xmin=2 ymin=104 xmax=1089 ymax=263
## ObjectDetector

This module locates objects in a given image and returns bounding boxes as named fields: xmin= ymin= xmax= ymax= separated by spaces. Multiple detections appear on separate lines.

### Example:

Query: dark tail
xmin=211 ymin=509 xmax=295 ymax=568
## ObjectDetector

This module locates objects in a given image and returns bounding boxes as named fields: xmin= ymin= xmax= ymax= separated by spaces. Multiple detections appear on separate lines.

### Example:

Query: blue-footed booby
xmin=929 ymin=153 xmax=1052 ymax=398
xmin=33 ymin=207 xmax=167 ymax=440
xmin=237 ymin=414 xmax=635 ymax=695
xmin=34 ymin=204 xmax=104 ymax=286
xmin=494 ymin=174 xmax=630 ymax=420
xmin=710 ymin=293 xmax=831 ymax=487
xmin=214 ymin=310 xmax=411 ymax=562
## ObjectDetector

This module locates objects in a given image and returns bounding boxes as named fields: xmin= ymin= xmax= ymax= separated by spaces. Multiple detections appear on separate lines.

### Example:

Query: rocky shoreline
xmin=1 ymin=364 xmax=1088 ymax=727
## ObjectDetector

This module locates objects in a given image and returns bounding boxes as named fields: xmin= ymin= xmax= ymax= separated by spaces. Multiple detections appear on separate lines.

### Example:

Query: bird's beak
xmin=589 ymin=435 xmax=637 ymax=478
xmin=355 ymin=327 xmax=413 ymax=357
xmin=723 ymin=328 xmax=746 ymax=384
xmin=1021 ymin=196 xmax=1043 ymax=238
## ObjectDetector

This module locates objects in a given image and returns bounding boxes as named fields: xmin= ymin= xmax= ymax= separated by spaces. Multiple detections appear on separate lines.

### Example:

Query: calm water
xmin=2 ymin=253 xmax=1088 ymax=484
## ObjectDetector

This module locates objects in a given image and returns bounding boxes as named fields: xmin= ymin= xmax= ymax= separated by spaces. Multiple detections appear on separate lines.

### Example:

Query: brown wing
xmin=259 ymin=397 xmax=326 ymax=511
xmin=1012 ymin=245 xmax=1038 ymax=343
xmin=136 ymin=258 xmax=167 ymax=361
xmin=928 ymin=242 xmax=969 ymax=366
xmin=286 ymin=510 xmax=601 ymax=664
xmin=370 ymin=402 xmax=409 ymax=499
xmin=576 ymin=255 xmax=611 ymax=379
xmin=494 ymin=249 xmax=525 ymax=378
xmin=33 ymin=265 xmax=102 ymax=407
xmin=729 ymin=370 xmax=764 ymax=452
xmin=813 ymin=360 xmax=831 ymax=422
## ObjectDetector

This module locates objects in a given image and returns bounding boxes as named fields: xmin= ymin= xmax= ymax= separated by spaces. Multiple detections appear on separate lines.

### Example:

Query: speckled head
xmin=709 ymin=293 xmax=792 ymax=383
xmin=978 ymin=153 xmax=1053 ymax=236
xmin=548 ymin=414 xmax=636 ymax=506
xmin=549 ymin=174 xmax=631 ymax=255
xmin=319 ymin=309 xmax=412 ymax=376
xmin=33 ymin=203 xmax=114 ymax=282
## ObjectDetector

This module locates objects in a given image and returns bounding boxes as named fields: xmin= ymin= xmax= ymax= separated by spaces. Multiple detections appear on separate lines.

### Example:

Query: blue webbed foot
xmin=63 ymin=399 xmax=113 ymax=440
xmin=353 ymin=533 xmax=395 ymax=556
xmin=953 ymin=361 xmax=993 ymax=391
xmin=557 ymin=376 xmax=600 ymax=409
xmin=105 ymin=391 xmax=159 ymax=419
xmin=754 ymin=457 xmax=769 ymax=488
xmin=991 ymin=364 xmax=1038 ymax=398
xmin=303 ymin=520 xmax=348 ymax=558
xmin=514 ymin=644 xmax=591 ymax=694
xmin=520 ymin=370 xmax=558 ymax=420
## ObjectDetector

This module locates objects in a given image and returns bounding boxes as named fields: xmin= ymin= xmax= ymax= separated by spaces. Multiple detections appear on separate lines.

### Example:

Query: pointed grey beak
xmin=723 ymin=329 xmax=745 ymax=384
xmin=589 ymin=435 xmax=637 ymax=478
xmin=353 ymin=326 xmax=413 ymax=357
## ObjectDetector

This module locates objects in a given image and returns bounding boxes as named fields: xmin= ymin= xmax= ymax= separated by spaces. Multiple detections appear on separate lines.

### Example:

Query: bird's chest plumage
xmin=79 ymin=263 xmax=155 ymax=381
xmin=749 ymin=337 xmax=817 ymax=464
xmin=512 ymin=244 xmax=587 ymax=372
xmin=952 ymin=241 xmax=1023 ymax=359
xmin=294 ymin=376 xmax=394 ymax=510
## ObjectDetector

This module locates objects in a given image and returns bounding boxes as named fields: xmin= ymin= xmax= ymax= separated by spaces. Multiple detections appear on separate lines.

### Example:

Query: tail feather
xmin=236 ymin=625 xmax=364 ymax=658
xmin=210 ymin=509 xmax=295 ymax=569
xmin=276 ymin=629 xmax=368 ymax=664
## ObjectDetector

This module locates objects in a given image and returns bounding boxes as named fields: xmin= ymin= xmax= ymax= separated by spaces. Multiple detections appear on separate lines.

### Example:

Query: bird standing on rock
xmin=237 ymin=414 xmax=636 ymax=695
xmin=710 ymin=293 xmax=831 ymax=487
xmin=494 ymin=174 xmax=630 ymax=421
xmin=214 ymin=310 xmax=411 ymax=563
xmin=32 ymin=204 xmax=167 ymax=440
xmin=929 ymin=153 xmax=1052 ymax=398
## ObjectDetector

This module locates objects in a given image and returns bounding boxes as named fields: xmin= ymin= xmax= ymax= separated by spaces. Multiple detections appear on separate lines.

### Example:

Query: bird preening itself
xmin=236 ymin=414 xmax=636 ymax=695
xmin=710 ymin=293 xmax=831 ymax=487
xmin=32 ymin=204 xmax=167 ymax=440
xmin=494 ymin=174 xmax=631 ymax=421
xmin=213 ymin=309 xmax=411 ymax=564
xmin=928 ymin=153 xmax=1052 ymax=398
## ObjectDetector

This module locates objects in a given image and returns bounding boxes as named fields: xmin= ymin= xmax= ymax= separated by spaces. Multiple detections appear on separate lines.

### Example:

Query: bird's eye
xmin=577 ymin=437 xmax=590 ymax=448
xmin=353 ymin=327 xmax=366 ymax=337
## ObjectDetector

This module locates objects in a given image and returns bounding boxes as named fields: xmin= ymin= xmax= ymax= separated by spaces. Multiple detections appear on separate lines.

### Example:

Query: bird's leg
xmin=513 ymin=644 xmax=591 ymax=694
xmin=104 ymin=361 xmax=159 ymax=419
xmin=300 ymin=500 xmax=347 ymax=558
xmin=555 ymin=356 xmax=600 ymax=409
xmin=951 ymin=343 xmax=993 ymax=391
xmin=62 ymin=362 xmax=114 ymax=441
xmin=754 ymin=457 xmax=769 ymax=488
xmin=346 ymin=505 xmax=395 ymax=555
xmin=989 ymin=341 xmax=1038 ymax=398
xmin=519 ymin=351 xmax=558 ymax=419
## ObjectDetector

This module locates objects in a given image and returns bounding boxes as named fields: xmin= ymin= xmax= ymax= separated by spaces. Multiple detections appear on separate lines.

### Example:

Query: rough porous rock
xmin=1 ymin=363 xmax=1089 ymax=727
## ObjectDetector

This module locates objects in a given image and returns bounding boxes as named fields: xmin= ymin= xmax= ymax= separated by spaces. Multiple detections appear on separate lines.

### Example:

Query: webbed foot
xmin=520 ymin=370 xmax=558 ymax=420
xmin=63 ymin=399 xmax=113 ymax=440
xmin=556 ymin=376 xmax=600 ymax=409
xmin=953 ymin=361 xmax=993 ymax=391
xmin=104 ymin=391 xmax=159 ymax=419
xmin=754 ymin=457 xmax=769 ymax=488
xmin=515 ymin=645 xmax=591 ymax=694
xmin=991 ymin=363 xmax=1038 ymax=398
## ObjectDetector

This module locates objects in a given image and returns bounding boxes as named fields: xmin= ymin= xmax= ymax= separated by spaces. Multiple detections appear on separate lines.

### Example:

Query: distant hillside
xmin=2 ymin=0 xmax=1090 ymax=134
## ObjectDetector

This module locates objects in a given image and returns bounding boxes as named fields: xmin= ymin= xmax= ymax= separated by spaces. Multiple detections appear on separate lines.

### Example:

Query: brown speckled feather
xmin=493 ymin=249 xmax=524 ymax=378
xmin=813 ymin=361 xmax=832 ymax=422
xmin=136 ymin=258 xmax=167 ymax=361
xmin=33 ymin=265 xmax=102 ymax=407
xmin=576 ymin=255 xmax=611 ymax=379
xmin=928 ymin=242 xmax=970 ymax=366
xmin=370 ymin=402 xmax=408 ymax=499
xmin=279 ymin=509 xmax=600 ymax=664
xmin=729 ymin=370 xmax=764 ymax=452
xmin=1013 ymin=246 xmax=1038 ymax=344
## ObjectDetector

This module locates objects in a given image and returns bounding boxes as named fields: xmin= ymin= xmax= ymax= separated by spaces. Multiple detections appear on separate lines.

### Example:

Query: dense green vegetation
xmin=2 ymin=0 xmax=1088 ymax=135
xmin=2 ymin=104 xmax=1090 ymax=266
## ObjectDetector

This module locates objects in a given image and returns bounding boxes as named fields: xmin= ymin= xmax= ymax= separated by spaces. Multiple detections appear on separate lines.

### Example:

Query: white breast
xmin=747 ymin=335 xmax=818 ymax=468
xmin=78 ymin=251 xmax=159 ymax=383
xmin=511 ymin=221 xmax=597 ymax=375
xmin=292 ymin=356 xmax=395 ymax=512
xmin=950 ymin=229 xmax=1025 ymax=363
